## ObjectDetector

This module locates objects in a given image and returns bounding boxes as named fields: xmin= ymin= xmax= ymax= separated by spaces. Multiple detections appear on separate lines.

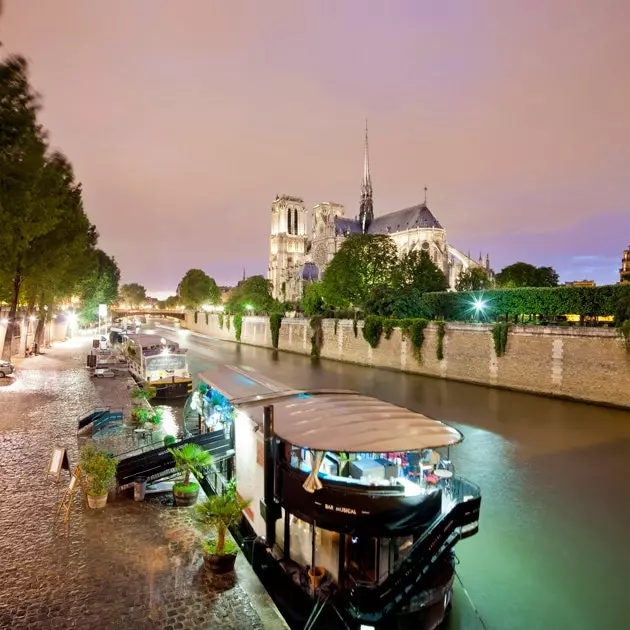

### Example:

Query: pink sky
xmin=3 ymin=0 xmax=630 ymax=294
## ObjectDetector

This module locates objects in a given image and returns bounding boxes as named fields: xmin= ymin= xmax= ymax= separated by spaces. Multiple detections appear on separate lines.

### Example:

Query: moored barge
xmin=123 ymin=333 xmax=192 ymax=399
xmin=192 ymin=365 xmax=481 ymax=629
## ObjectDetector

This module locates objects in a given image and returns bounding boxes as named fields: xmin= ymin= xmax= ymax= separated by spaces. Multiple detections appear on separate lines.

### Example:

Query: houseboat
xmin=123 ymin=333 xmax=192 ymax=399
xmin=192 ymin=365 xmax=482 ymax=630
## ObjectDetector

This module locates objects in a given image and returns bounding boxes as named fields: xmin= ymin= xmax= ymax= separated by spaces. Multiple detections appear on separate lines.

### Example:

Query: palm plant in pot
xmin=193 ymin=482 xmax=251 ymax=574
xmin=80 ymin=444 xmax=118 ymax=509
xmin=168 ymin=443 xmax=213 ymax=507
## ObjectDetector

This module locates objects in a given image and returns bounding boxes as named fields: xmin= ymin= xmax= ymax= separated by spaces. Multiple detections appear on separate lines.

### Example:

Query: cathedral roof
xmin=332 ymin=203 xmax=443 ymax=237
xmin=368 ymin=203 xmax=443 ymax=234
xmin=299 ymin=262 xmax=320 ymax=281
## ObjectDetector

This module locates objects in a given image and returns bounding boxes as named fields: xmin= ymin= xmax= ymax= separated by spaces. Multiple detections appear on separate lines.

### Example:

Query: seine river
xmin=161 ymin=326 xmax=630 ymax=630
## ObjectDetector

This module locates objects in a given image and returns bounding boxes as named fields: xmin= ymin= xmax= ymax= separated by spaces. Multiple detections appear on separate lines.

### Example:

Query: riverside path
xmin=0 ymin=335 xmax=287 ymax=630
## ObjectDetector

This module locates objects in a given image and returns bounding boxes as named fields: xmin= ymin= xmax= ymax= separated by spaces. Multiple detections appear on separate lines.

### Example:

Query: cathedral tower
xmin=267 ymin=195 xmax=308 ymax=302
xmin=358 ymin=121 xmax=374 ymax=233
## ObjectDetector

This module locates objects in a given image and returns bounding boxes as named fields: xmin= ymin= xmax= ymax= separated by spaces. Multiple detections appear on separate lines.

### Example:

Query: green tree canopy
xmin=78 ymin=250 xmax=120 ymax=323
xmin=394 ymin=250 xmax=449 ymax=293
xmin=227 ymin=275 xmax=275 ymax=313
xmin=455 ymin=266 xmax=493 ymax=291
xmin=321 ymin=234 xmax=398 ymax=308
xmin=300 ymin=282 xmax=326 ymax=316
xmin=177 ymin=269 xmax=220 ymax=308
xmin=496 ymin=262 xmax=559 ymax=288
xmin=119 ymin=283 xmax=147 ymax=308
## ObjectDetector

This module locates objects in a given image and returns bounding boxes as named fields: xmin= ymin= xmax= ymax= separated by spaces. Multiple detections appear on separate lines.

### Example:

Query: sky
xmin=2 ymin=0 xmax=630 ymax=296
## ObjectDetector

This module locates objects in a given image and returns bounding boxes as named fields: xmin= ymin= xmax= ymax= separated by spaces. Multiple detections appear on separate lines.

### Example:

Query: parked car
xmin=0 ymin=360 xmax=15 ymax=378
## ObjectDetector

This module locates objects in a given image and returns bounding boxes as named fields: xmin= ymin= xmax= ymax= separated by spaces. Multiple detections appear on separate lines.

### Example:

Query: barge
xmin=123 ymin=333 xmax=192 ymax=399
xmin=192 ymin=365 xmax=481 ymax=629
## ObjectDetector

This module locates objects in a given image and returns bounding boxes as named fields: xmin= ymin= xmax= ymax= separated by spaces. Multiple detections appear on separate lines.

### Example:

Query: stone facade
xmin=267 ymin=195 xmax=308 ymax=302
xmin=184 ymin=312 xmax=630 ymax=409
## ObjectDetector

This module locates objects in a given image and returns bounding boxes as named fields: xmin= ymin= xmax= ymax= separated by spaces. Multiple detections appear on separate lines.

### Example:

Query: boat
xmin=123 ymin=333 xmax=193 ymax=399
xmin=190 ymin=365 xmax=482 ymax=630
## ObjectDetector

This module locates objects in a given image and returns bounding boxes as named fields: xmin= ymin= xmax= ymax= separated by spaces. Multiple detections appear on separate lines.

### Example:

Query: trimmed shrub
xmin=270 ymin=313 xmax=282 ymax=349
xmin=362 ymin=315 xmax=383 ymax=348
xmin=233 ymin=313 xmax=243 ymax=341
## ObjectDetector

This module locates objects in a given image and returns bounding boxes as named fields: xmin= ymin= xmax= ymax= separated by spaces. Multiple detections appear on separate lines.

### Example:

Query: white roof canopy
xmin=199 ymin=366 xmax=463 ymax=453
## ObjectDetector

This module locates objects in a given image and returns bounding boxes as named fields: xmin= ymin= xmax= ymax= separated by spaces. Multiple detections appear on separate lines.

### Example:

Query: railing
xmin=346 ymin=476 xmax=481 ymax=620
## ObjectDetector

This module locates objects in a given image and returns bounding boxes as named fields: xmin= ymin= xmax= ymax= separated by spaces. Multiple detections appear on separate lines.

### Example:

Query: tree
xmin=455 ymin=267 xmax=493 ymax=291
xmin=300 ymin=282 xmax=326 ymax=316
xmin=119 ymin=283 xmax=147 ymax=308
xmin=164 ymin=295 xmax=180 ymax=309
xmin=0 ymin=55 xmax=49 ymax=359
xmin=78 ymin=250 xmax=120 ymax=323
xmin=177 ymin=269 xmax=220 ymax=308
xmin=227 ymin=275 xmax=275 ymax=313
xmin=393 ymin=249 xmax=449 ymax=294
xmin=322 ymin=234 xmax=398 ymax=308
xmin=496 ymin=262 xmax=559 ymax=288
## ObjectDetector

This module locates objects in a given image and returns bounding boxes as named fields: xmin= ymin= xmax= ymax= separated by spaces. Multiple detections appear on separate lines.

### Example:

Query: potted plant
xmin=130 ymin=386 xmax=156 ymax=402
xmin=168 ymin=443 xmax=213 ymax=506
xmin=131 ymin=407 xmax=151 ymax=425
xmin=80 ymin=444 xmax=118 ymax=509
xmin=193 ymin=482 xmax=251 ymax=574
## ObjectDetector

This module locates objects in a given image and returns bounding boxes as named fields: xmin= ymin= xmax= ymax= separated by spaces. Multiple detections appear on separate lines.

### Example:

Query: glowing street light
xmin=473 ymin=298 xmax=486 ymax=312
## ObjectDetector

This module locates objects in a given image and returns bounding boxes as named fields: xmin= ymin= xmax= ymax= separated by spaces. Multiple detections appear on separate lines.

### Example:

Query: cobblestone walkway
xmin=0 ymin=337 xmax=275 ymax=630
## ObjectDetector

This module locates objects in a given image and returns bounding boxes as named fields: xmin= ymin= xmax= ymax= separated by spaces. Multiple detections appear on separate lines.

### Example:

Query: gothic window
xmin=287 ymin=209 xmax=292 ymax=234
xmin=294 ymin=208 xmax=299 ymax=234
xmin=422 ymin=241 xmax=430 ymax=251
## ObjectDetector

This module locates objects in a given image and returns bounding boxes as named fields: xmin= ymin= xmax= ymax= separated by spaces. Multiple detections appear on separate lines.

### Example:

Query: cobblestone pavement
xmin=0 ymin=337 xmax=273 ymax=630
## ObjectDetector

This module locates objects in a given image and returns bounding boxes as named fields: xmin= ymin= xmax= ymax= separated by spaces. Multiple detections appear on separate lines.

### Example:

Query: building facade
xmin=267 ymin=127 xmax=490 ymax=302
xmin=620 ymin=247 xmax=630 ymax=285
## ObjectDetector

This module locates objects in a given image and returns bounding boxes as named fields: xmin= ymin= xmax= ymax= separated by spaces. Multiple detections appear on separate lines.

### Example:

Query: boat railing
xmin=348 ymin=474 xmax=480 ymax=587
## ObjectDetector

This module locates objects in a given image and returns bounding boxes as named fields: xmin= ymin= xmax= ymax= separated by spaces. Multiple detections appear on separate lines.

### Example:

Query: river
xmin=158 ymin=324 xmax=630 ymax=630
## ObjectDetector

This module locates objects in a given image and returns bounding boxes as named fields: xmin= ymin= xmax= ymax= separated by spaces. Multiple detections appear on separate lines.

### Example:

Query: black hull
xmin=233 ymin=526 xmax=455 ymax=630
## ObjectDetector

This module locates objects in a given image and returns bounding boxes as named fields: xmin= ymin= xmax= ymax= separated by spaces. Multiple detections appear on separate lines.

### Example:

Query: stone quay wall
xmin=183 ymin=312 xmax=630 ymax=409
xmin=0 ymin=315 xmax=69 ymax=357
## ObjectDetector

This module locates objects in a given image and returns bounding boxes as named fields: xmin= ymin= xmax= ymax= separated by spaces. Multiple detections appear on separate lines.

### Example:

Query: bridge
xmin=110 ymin=308 xmax=186 ymax=320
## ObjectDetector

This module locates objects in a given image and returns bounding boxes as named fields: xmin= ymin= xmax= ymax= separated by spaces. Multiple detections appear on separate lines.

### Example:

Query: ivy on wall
xmin=409 ymin=319 xmax=429 ymax=362
xmin=310 ymin=316 xmax=323 ymax=358
xmin=362 ymin=315 xmax=383 ymax=349
xmin=436 ymin=321 xmax=446 ymax=361
xmin=270 ymin=313 xmax=282 ymax=349
xmin=218 ymin=313 xmax=224 ymax=329
xmin=352 ymin=312 xmax=359 ymax=338
xmin=333 ymin=318 xmax=339 ymax=336
xmin=194 ymin=311 xmax=198 ymax=324
xmin=234 ymin=313 xmax=243 ymax=341
xmin=205 ymin=312 xmax=209 ymax=325
xmin=226 ymin=316 xmax=230 ymax=330
xmin=492 ymin=322 xmax=510 ymax=357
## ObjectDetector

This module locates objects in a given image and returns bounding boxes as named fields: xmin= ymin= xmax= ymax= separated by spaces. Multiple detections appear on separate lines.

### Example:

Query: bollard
xmin=134 ymin=476 xmax=147 ymax=502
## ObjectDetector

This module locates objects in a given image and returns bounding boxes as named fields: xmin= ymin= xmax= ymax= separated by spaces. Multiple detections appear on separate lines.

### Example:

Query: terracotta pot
xmin=203 ymin=550 xmax=237 ymax=574
xmin=308 ymin=566 xmax=326 ymax=588
xmin=87 ymin=493 xmax=108 ymax=509
xmin=173 ymin=486 xmax=199 ymax=506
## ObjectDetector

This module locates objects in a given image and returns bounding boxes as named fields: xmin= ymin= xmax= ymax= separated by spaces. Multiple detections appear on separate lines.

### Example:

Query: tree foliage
xmin=300 ymin=282 xmax=326 ymax=316
xmin=421 ymin=285 xmax=630 ymax=321
xmin=78 ymin=250 xmax=120 ymax=323
xmin=0 ymin=55 xmax=116 ymax=356
xmin=227 ymin=275 xmax=276 ymax=313
xmin=119 ymin=283 xmax=147 ymax=308
xmin=455 ymin=267 xmax=493 ymax=291
xmin=495 ymin=262 xmax=559 ymax=288
xmin=321 ymin=234 xmax=398 ymax=308
xmin=177 ymin=269 xmax=220 ymax=308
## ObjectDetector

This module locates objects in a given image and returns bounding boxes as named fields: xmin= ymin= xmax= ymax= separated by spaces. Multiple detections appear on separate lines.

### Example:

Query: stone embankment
xmin=183 ymin=312 xmax=630 ymax=409
xmin=0 ymin=336 xmax=287 ymax=630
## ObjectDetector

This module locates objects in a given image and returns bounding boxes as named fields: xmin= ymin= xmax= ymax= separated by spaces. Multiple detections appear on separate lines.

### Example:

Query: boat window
xmin=345 ymin=535 xmax=377 ymax=584
xmin=315 ymin=527 xmax=340 ymax=582
xmin=289 ymin=516 xmax=312 ymax=568
xmin=288 ymin=447 xmax=455 ymax=497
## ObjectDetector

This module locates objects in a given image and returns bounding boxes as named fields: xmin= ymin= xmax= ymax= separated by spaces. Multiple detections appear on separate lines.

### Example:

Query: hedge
xmin=421 ymin=285 xmax=630 ymax=320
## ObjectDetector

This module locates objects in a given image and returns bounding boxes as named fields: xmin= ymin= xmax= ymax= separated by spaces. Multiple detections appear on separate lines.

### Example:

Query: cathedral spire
xmin=359 ymin=119 xmax=374 ymax=234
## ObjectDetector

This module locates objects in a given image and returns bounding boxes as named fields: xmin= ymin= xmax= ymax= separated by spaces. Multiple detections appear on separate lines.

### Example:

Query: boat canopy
xmin=198 ymin=366 xmax=463 ymax=452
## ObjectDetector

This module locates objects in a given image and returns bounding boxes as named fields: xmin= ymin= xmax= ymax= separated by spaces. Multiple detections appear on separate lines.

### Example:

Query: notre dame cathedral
xmin=267 ymin=126 xmax=490 ymax=302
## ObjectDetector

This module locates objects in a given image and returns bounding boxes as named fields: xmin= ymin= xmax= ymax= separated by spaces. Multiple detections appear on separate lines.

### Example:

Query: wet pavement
xmin=0 ymin=336 xmax=286 ymax=630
